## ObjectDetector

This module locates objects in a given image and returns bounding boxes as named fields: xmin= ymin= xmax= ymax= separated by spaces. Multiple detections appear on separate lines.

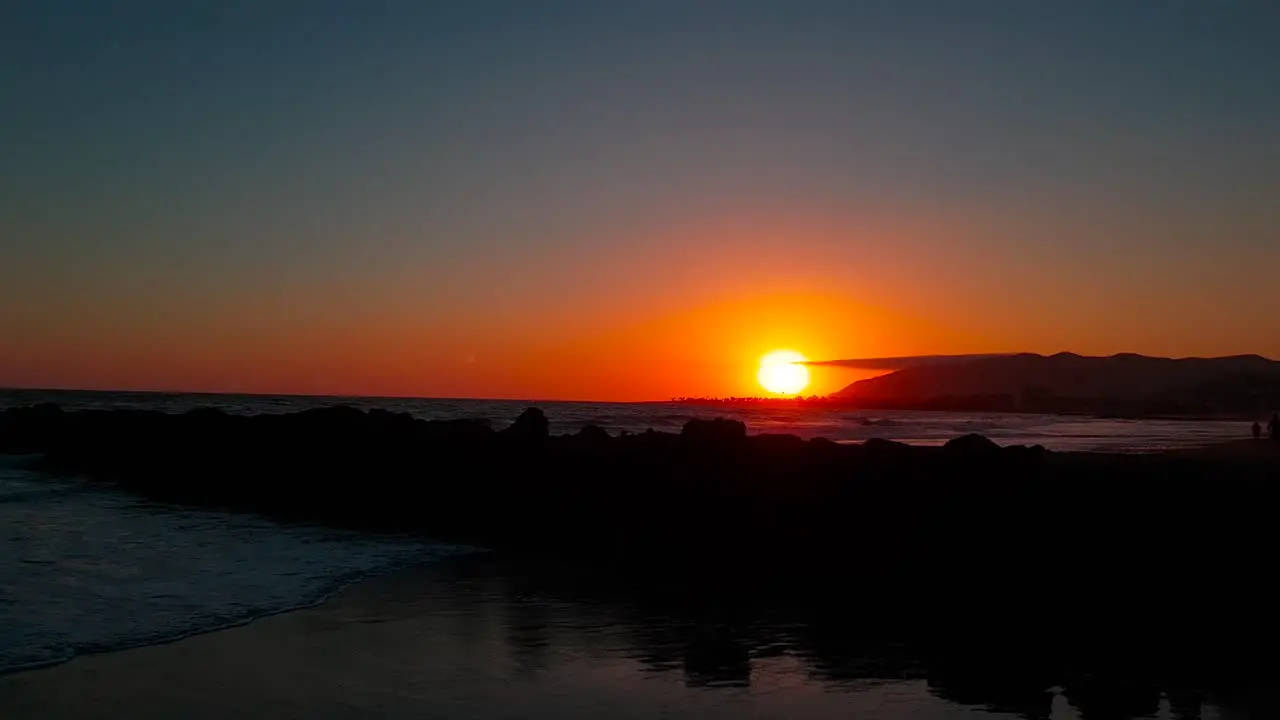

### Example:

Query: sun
xmin=757 ymin=350 xmax=810 ymax=395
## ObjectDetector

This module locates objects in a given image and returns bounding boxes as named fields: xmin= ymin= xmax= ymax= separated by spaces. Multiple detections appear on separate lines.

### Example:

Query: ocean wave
xmin=0 ymin=469 xmax=477 ymax=676
xmin=0 ymin=543 xmax=476 ymax=676
xmin=0 ymin=466 xmax=91 ymax=505
xmin=0 ymin=546 xmax=470 ymax=675
xmin=0 ymin=453 xmax=42 ymax=469
xmin=0 ymin=484 xmax=88 ymax=505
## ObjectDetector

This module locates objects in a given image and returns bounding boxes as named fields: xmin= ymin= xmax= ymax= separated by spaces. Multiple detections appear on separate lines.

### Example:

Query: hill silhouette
xmin=833 ymin=352 xmax=1280 ymax=415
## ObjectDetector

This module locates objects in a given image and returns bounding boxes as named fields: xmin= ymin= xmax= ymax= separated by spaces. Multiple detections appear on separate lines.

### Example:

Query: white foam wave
xmin=0 ymin=467 xmax=474 ymax=675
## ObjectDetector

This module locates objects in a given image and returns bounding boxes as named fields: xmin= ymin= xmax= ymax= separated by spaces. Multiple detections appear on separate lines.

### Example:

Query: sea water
xmin=0 ymin=456 xmax=465 ymax=674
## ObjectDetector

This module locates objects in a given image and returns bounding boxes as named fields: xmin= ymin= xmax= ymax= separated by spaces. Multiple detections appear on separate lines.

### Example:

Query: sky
xmin=3 ymin=1 xmax=1278 ymax=400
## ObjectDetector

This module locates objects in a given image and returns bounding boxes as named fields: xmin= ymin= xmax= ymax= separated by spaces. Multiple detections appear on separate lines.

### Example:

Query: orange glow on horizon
xmin=0 ymin=211 xmax=997 ymax=401
xmin=0 ymin=288 xmax=988 ymax=401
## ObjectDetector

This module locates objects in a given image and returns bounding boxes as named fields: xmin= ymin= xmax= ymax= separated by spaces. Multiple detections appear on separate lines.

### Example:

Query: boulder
xmin=505 ymin=407 xmax=550 ymax=438
xmin=943 ymin=433 xmax=1002 ymax=457
xmin=681 ymin=418 xmax=747 ymax=444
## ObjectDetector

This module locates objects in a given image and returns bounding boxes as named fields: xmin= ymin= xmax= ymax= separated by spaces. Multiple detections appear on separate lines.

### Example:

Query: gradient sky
xmin=3 ymin=1 xmax=1278 ymax=400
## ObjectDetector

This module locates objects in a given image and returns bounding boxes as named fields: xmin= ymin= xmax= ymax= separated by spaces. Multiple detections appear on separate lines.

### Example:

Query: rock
xmin=505 ymin=407 xmax=550 ymax=438
xmin=944 ymin=433 xmax=1002 ymax=457
xmin=753 ymin=432 xmax=807 ymax=454
xmin=424 ymin=418 xmax=493 ymax=437
xmin=576 ymin=424 xmax=611 ymax=442
xmin=862 ymin=437 xmax=914 ymax=461
xmin=681 ymin=418 xmax=747 ymax=444
xmin=1005 ymin=444 xmax=1049 ymax=464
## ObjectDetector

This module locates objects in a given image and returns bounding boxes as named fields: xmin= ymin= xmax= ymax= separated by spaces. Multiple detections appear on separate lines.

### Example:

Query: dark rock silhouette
xmin=505 ymin=407 xmax=550 ymax=439
xmin=680 ymin=417 xmax=747 ymax=444
xmin=943 ymin=432 xmax=1002 ymax=456
xmin=576 ymin=424 xmax=611 ymax=442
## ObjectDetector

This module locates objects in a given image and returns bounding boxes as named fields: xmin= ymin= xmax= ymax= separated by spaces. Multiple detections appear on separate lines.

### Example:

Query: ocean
xmin=0 ymin=389 xmax=1260 ymax=718
xmin=0 ymin=453 xmax=468 ymax=674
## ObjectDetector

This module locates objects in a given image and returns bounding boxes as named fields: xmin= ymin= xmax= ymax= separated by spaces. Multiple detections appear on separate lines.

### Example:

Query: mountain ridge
xmin=832 ymin=352 xmax=1280 ymax=415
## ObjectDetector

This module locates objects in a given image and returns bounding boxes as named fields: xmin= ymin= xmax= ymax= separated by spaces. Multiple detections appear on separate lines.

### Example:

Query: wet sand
xmin=0 ymin=555 xmax=1258 ymax=720
xmin=1168 ymin=437 xmax=1280 ymax=459
xmin=0 ymin=558 xmax=1010 ymax=720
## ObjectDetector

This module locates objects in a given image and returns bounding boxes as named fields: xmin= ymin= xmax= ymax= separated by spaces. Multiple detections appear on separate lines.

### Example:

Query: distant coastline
xmin=680 ymin=351 xmax=1280 ymax=419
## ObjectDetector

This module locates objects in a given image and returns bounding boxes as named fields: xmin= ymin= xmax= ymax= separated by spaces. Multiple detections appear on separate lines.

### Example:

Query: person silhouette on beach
xmin=1254 ymin=421 xmax=1264 ymax=440
xmin=1269 ymin=413 xmax=1280 ymax=441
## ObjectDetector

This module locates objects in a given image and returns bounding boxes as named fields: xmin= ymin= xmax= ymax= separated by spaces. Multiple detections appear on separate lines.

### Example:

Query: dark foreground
xmin=3 ymin=403 xmax=1279 ymax=701
xmin=3 ymin=553 xmax=1267 ymax=720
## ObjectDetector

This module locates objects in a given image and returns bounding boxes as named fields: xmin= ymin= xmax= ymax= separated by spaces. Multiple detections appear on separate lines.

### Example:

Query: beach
xmin=2 ymin=554 xmax=1241 ymax=720
xmin=0 ymin=557 xmax=1004 ymax=720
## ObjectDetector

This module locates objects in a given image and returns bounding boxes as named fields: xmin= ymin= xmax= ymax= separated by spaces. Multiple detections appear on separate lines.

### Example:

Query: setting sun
xmin=757 ymin=350 xmax=810 ymax=395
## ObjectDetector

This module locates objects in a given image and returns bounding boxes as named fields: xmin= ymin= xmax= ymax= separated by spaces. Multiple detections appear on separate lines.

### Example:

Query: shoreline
xmin=0 ymin=556 xmax=428 ymax=674
xmin=0 ymin=549 xmax=487 ymax=679
xmin=1 ymin=553 xmax=1272 ymax=719
xmin=0 ymin=559 xmax=479 ymax=718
